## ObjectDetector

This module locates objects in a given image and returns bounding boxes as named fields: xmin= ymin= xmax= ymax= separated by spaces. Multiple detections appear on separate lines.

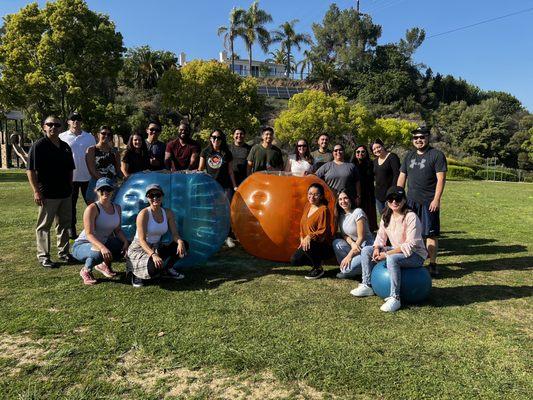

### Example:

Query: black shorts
xmin=407 ymin=200 xmax=440 ymax=238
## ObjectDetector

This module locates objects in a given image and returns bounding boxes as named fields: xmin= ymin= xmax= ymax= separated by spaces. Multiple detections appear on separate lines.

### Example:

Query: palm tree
xmin=296 ymin=49 xmax=313 ymax=80
xmin=217 ymin=7 xmax=245 ymax=73
xmin=271 ymin=19 xmax=312 ymax=78
xmin=237 ymin=1 xmax=272 ymax=77
xmin=123 ymin=46 xmax=178 ymax=89
xmin=266 ymin=49 xmax=294 ymax=67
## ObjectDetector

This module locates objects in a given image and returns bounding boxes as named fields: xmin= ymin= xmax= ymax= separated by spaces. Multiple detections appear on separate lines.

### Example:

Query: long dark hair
xmin=353 ymin=144 xmax=371 ymax=166
xmin=335 ymin=188 xmax=355 ymax=216
xmin=294 ymin=138 xmax=313 ymax=163
xmin=381 ymin=197 xmax=409 ymax=228
xmin=308 ymin=182 xmax=328 ymax=206
xmin=209 ymin=129 xmax=230 ymax=154
xmin=125 ymin=132 xmax=148 ymax=157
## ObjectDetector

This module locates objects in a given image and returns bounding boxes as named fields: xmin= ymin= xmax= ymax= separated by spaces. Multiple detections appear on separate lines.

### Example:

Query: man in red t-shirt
xmin=164 ymin=123 xmax=201 ymax=171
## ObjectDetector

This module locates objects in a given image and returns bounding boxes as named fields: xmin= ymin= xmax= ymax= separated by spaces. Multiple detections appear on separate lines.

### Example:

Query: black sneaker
xmin=40 ymin=259 xmax=58 ymax=269
xmin=59 ymin=254 xmax=77 ymax=264
xmin=429 ymin=263 xmax=440 ymax=278
xmin=131 ymin=274 xmax=144 ymax=288
xmin=305 ymin=268 xmax=324 ymax=280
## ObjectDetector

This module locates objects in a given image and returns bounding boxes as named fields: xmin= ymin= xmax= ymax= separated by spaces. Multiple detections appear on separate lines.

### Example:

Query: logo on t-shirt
xmin=207 ymin=152 xmax=223 ymax=169
xmin=409 ymin=158 xmax=426 ymax=170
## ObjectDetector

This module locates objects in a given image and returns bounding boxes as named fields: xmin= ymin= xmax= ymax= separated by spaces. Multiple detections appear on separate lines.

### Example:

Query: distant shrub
xmin=447 ymin=157 xmax=483 ymax=172
xmin=447 ymin=165 xmax=476 ymax=180
xmin=476 ymin=169 xmax=518 ymax=182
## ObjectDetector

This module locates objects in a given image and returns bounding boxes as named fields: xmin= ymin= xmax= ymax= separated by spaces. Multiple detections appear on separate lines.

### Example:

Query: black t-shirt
xmin=228 ymin=142 xmax=251 ymax=185
xmin=400 ymin=147 xmax=447 ymax=203
xmin=146 ymin=140 xmax=166 ymax=171
xmin=122 ymin=150 xmax=149 ymax=175
xmin=373 ymin=152 xmax=401 ymax=202
xmin=201 ymin=147 xmax=233 ymax=188
xmin=27 ymin=136 xmax=75 ymax=199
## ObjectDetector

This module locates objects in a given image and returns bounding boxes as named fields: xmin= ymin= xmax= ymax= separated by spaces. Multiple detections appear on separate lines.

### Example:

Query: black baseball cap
xmin=385 ymin=186 xmax=406 ymax=201
xmin=68 ymin=112 xmax=82 ymax=121
xmin=411 ymin=126 xmax=429 ymax=135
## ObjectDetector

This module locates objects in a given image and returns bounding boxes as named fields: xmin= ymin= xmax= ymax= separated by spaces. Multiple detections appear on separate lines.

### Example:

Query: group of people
xmin=27 ymin=113 xmax=447 ymax=311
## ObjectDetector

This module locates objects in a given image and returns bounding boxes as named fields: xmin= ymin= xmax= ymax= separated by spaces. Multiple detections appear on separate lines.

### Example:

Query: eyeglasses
xmin=356 ymin=150 xmax=366 ymax=154
xmin=333 ymin=149 xmax=344 ymax=152
xmin=45 ymin=122 xmax=61 ymax=128
xmin=412 ymin=135 xmax=427 ymax=140
xmin=297 ymin=144 xmax=307 ymax=148
xmin=148 ymin=128 xmax=161 ymax=133
xmin=147 ymin=193 xmax=162 ymax=199
xmin=100 ymin=131 xmax=111 ymax=136
xmin=211 ymin=136 xmax=222 ymax=141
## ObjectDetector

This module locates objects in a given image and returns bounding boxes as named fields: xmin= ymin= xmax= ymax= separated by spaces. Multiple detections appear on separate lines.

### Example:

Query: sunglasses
xmin=387 ymin=196 xmax=404 ymax=203
xmin=45 ymin=122 xmax=61 ymax=128
xmin=148 ymin=128 xmax=161 ymax=133
xmin=70 ymin=118 xmax=82 ymax=122
xmin=412 ymin=135 xmax=427 ymax=140
xmin=333 ymin=149 xmax=344 ymax=152
xmin=356 ymin=150 xmax=366 ymax=154
xmin=100 ymin=131 xmax=111 ymax=136
xmin=211 ymin=136 xmax=222 ymax=141
xmin=297 ymin=144 xmax=307 ymax=148
xmin=147 ymin=193 xmax=163 ymax=199
xmin=99 ymin=187 xmax=114 ymax=193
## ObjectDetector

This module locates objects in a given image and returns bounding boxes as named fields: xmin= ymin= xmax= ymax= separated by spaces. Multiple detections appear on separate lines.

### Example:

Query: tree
xmin=370 ymin=118 xmax=419 ymax=148
xmin=158 ymin=60 xmax=263 ymax=137
xmin=237 ymin=0 xmax=272 ymax=77
xmin=217 ymin=7 xmax=246 ymax=73
xmin=274 ymin=89 xmax=374 ymax=145
xmin=296 ymin=49 xmax=313 ymax=79
xmin=271 ymin=19 xmax=312 ymax=78
xmin=121 ymin=46 xmax=177 ymax=90
xmin=310 ymin=4 xmax=381 ymax=70
xmin=266 ymin=49 xmax=294 ymax=67
xmin=0 ymin=0 xmax=124 ymax=135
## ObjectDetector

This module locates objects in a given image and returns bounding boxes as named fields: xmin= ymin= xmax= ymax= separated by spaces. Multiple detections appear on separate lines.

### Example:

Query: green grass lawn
xmin=0 ymin=170 xmax=531 ymax=399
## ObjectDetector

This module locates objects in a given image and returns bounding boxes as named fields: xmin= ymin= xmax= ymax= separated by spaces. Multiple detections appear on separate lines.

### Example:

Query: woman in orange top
xmin=290 ymin=183 xmax=332 ymax=280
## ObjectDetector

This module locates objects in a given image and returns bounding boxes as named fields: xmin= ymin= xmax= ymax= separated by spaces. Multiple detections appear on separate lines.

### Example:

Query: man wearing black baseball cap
xmin=59 ymin=112 xmax=96 ymax=238
xmin=397 ymin=126 xmax=447 ymax=277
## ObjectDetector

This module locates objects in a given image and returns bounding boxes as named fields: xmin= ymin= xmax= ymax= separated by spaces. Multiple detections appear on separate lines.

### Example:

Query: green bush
xmin=447 ymin=157 xmax=483 ymax=172
xmin=447 ymin=165 xmax=476 ymax=180
xmin=475 ymin=169 xmax=518 ymax=182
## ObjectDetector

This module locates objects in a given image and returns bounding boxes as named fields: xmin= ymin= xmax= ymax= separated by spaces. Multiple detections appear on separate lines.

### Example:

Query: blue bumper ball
xmin=370 ymin=260 xmax=432 ymax=303
xmin=115 ymin=171 xmax=230 ymax=267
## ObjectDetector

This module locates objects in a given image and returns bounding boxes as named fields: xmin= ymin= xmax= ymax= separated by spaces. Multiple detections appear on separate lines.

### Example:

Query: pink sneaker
xmin=94 ymin=262 xmax=117 ymax=278
xmin=80 ymin=268 xmax=97 ymax=285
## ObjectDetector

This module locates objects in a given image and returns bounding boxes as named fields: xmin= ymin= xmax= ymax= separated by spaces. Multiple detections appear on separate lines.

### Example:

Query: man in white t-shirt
xmin=59 ymin=112 xmax=96 ymax=238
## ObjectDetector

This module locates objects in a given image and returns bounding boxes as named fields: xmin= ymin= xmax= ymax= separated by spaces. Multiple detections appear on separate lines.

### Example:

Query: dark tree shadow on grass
xmin=439 ymin=236 xmax=528 ymax=257
xmin=427 ymin=284 xmax=533 ymax=307
xmin=0 ymin=172 xmax=28 ymax=183
xmin=439 ymin=256 xmax=533 ymax=279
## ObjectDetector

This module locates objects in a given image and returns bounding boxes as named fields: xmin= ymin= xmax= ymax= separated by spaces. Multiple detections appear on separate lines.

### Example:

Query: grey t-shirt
xmin=400 ymin=147 xmax=447 ymax=204
xmin=339 ymin=208 xmax=374 ymax=245
xmin=315 ymin=161 xmax=359 ymax=196
xmin=311 ymin=149 xmax=333 ymax=171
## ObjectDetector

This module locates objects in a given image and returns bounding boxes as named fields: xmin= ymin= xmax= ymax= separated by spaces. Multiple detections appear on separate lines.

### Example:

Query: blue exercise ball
xmin=115 ymin=171 xmax=230 ymax=267
xmin=370 ymin=260 xmax=432 ymax=303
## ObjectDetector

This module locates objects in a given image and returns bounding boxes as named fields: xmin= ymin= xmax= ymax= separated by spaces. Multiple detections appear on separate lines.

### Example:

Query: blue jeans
xmin=376 ymin=199 xmax=386 ymax=215
xmin=360 ymin=245 xmax=425 ymax=299
xmin=332 ymin=238 xmax=369 ymax=276
xmin=72 ymin=237 xmax=123 ymax=270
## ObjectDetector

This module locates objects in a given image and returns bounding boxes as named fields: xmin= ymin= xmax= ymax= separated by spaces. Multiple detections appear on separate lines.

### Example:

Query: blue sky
xmin=1 ymin=0 xmax=532 ymax=111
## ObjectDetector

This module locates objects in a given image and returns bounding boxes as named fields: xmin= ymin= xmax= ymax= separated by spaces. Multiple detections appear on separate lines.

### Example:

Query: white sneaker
xmin=166 ymin=268 xmax=185 ymax=280
xmin=350 ymin=284 xmax=375 ymax=297
xmin=225 ymin=237 xmax=236 ymax=248
xmin=380 ymin=297 xmax=401 ymax=312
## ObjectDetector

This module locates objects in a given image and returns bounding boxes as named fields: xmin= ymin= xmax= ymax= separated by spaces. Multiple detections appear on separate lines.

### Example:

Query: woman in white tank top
xmin=126 ymin=184 xmax=189 ymax=287
xmin=285 ymin=139 xmax=314 ymax=176
xmin=71 ymin=178 xmax=129 ymax=285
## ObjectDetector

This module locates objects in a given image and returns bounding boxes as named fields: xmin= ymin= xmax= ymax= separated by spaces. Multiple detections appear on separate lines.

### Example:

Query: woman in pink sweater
xmin=350 ymin=186 xmax=427 ymax=312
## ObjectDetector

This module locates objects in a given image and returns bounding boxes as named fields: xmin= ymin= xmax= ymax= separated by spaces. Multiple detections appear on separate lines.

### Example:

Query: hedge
xmin=475 ymin=169 xmax=518 ymax=182
xmin=447 ymin=165 xmax=476 ymax=180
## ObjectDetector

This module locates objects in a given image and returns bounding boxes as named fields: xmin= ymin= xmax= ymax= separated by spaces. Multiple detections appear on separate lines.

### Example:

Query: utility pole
xmin=356 ymin=0 xmax=360 ymax=13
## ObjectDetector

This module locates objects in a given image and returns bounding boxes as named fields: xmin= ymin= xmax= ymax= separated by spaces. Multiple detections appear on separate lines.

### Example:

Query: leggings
xmin=146 ymin=240 xmax=190 ymax=277
xmin=290 ymin=240 xmax=331 ymax=269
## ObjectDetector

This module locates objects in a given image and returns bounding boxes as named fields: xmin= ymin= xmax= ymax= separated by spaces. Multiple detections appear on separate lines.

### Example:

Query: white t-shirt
xmin=339 ymin=208 xmax=374 ymax=245
xmin=288 ymin=154 xmax=313 ymax=176
xmin=59 ymin=130 xmax=96 ymax=182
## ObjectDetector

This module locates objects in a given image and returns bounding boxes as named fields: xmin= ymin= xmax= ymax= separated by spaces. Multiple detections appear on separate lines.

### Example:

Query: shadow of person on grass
xmin=427 ymin=284 xmax=533 ymax=307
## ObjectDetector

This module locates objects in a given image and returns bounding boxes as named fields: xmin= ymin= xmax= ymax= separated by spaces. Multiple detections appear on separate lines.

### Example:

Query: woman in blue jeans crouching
xmin=72 ymin=177 xmax=129 ymax=285
xmin=332 ymin=189 xmax=374 ymax=279
xmin=350 ymin=186 xmax=427 ymax=312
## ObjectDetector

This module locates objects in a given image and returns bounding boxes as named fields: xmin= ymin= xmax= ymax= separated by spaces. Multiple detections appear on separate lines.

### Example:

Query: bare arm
xmin=120 ymin=161 xmax=130 ymax=178
xmin=86 ymin=146 xmax=100 ymax=180
xmin=397 ymin=172 xmax=407 ymax=188
xmin=198 ymin=156 xmax=206 ymax=171
xmin=164 ymin=151 xmax=174 ymax=171
xmin=247 ymin=160 xmax=253 ymax=176
xmin=429 ymin=172 xmax=446 ymax=212
xmin=166 ymin=209 xmax=187 ymax=257
xmin=189 ymin=151 xmax=199 ymax=170
xmin=26 ymin=170 xmax=43 ymax=206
